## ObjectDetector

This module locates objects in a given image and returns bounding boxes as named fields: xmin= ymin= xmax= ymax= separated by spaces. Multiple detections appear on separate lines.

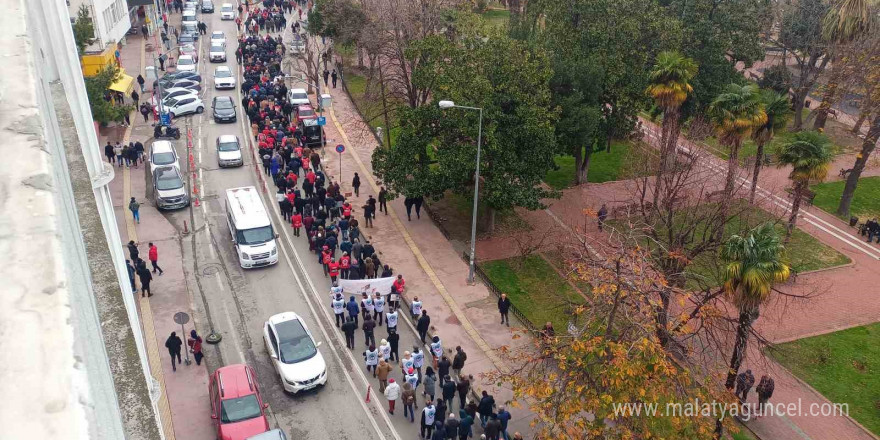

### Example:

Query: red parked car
xmin=294 ymin=104 xmax=317 ymax=124
xmin=209 ymin=364 xmax=270 ymax=440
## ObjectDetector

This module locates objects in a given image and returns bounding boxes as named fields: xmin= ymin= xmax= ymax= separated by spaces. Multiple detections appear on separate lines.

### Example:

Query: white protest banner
xmin=338 ymin=277 xmax=396 ymax=297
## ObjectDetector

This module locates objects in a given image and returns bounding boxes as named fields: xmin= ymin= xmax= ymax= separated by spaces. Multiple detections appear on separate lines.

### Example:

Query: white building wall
xmin=68 ymin=0 xmax=131 ymax=50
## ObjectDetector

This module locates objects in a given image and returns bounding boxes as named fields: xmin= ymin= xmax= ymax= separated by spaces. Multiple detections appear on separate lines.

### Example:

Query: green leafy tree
xmin=84 ymin=65 xmax=133 ymax=125
xmin=708 ymin=83 xmax=767 ymax=218
xmin=525 ymin=0 xmax=681 ymax=185
xmin=770 ymin=0 xmax=831 ymax=129
xmin=721 ymin=222 xmax=791 ymax=389
xmin=777 ymin=131 xmax=834 ymax=238
xmin=372 ymin=25 xmax=558 ymax=231
xmin=72 ymin=5 xmax=95 ymax=55
xmin=749 ymin=91 xmax=792 ymax=204
xmin=663 ymin=0 xmax=771 ymax=117
xmin=757 ymin=64 xmax=793 ymax=95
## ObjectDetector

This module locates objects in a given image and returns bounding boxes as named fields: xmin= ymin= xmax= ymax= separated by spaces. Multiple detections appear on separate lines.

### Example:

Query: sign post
xmin=173 ymin=312 xmax=191 ymax=366
xmin=336 ymin=144 xmax=345 ymax=184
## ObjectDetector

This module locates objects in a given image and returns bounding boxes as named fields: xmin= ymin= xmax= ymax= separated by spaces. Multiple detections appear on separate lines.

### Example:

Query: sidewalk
xmin=304 ymin=72 xmax=539 ymax=434
xmin=98 ymin=23 xmax=213 ymax=440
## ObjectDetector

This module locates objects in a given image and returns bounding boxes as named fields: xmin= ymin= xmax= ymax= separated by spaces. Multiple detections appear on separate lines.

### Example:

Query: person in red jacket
xmin=306 ymin=170 xmax=316 ymax=185
xmin=291 ymin=212 xmax=303 ymax=237
xmin=342 ymin=202 xmax=352 ymax=219
xmin=148 ymin=242 xmax=164 ymax=275
xmin=328 ymin=258 xmax=340 ymax=282
xmin=322 ymin=246 xmax=332 ymax=277
xmin=339 ymin=252 xmax=351 ymax=279
xmin=286 ymin=189 xmax=296 ymax=204
xmin=393 ymin=274 xmax=405 ymax=293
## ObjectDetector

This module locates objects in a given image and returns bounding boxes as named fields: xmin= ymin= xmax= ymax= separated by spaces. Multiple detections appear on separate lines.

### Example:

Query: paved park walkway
xmin=471 ymin=113 xmax=880 ymax=439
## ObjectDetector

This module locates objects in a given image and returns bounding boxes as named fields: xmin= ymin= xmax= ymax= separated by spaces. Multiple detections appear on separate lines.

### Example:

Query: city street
xmin=148 ymin=6 xmax=441 ymax=440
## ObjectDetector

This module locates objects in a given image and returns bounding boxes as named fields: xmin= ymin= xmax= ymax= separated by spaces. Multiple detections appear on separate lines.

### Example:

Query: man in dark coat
xmin=164 ymin=332 xmax=183 ymax=371
xmin=341 ymin=317 xmax=357 ymax=349
xmin=498 ymin=293 xmax=511 ymax=326
xmin=417 ymin=310 xmax=431 ymax=343
xmin=138 ymin=263 xmax=153 ymax=297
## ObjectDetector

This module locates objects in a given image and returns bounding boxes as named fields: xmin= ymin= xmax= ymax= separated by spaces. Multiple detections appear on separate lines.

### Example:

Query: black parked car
xmin=201 ymin=0 xmax=214 ymax=12
xmin=212 ymin=96 xmax=237 ymax=123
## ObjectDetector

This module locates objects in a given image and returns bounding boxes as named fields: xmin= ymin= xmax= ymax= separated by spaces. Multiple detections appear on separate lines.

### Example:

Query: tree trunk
xmin=812 ymin=76 xmax=840 ymax=131
xmin=720 ymin=139 xmax=742 ymax=228
xmin=655 ymin=287 xmax=671 ymax=348
xmin=485 ymin=207 xmax=496 ymax=234
xmin=750 ymin=142 xmax=765 ymax=204
xmin=792 ymin=89 xmax=808 ymax=130
xmin=664 ymin=112 xmax=682 ymax=172
xmin=852 ymin=107 xmax=871 ymax=134
xmin=357 ymin=45 xmax=364 ymax=68
xmin=787 ymin=180 xmax=804 ymax=241
xmin=576 ymin=147 xmax=592 ymax=185
xmin=725 ymin=307 xmax=758 ymax=389
xmin=838 ymin=114 xmax=880 ymax=216
xmin=653 ymin=108 xmax=677 ymax=208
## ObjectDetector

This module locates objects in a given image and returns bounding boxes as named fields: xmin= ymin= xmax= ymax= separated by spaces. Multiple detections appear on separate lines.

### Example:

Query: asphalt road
xmin=157 ymin=7 xmax=438 ymax=440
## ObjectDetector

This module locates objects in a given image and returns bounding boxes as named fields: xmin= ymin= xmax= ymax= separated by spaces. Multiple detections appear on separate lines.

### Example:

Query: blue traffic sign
xmin=335 ymin=144 xmax=345 ymax=153
xmin=160 ymin=113 xmax=171 ymax=125
xmin=317 ymin=116 xmax=327 ymax=126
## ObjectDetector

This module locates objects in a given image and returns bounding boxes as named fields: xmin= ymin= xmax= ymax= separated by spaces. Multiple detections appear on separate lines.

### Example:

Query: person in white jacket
xmin=384 ymin=378 xmax=401 ymax=415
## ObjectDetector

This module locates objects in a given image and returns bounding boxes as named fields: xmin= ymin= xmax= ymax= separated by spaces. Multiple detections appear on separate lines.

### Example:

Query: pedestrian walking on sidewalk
xmin=141 ymin=24 xmax=148 ymax=38
xmin=414 ymin=196 xmax=424 ymax=219
xmin=331 ymin=69 xmax=337 ymax=88
xmin=373 ymin=292 xmax=385 ymax=325
xmin=128 ymin=142 xmax=140 ymax=168
xmin=341 ymin=316 xmax=357 ymax=349
xmin=131 ymin=90 xmax=139 ymax=105
xmin=114 ymin=142 xmax=124 ymax=167
xmin=129 ymin=197 xmax=141 ymax=224
xmin=384 ymin=378 xmax=400 ymax=414
xmin=402 ymin=382 xmax=417 ymax=422
xmin=388 ymin=327 xmax=400 ymax=361
xmin=498 ymin=293 xmax=511 ymax=326
xmin=127 ymin=240 xmax=139 ymax=261
xmin=404 ymin=197 xmax=414 ymax=220
xmin=352 ymin=173 xmax=361 ymax=197
xmin=597 ymin=203 xmax=608 ymax=231
xmin=148 ymin=242 xmax=164 ymax=275
xmin=137 ymin=263 xmax=153 ymax=297
xmin=105 ymin=142 xmax=115 ymax=163
xmin=125 ymin=259 xmax=137 ymax=293
xmin=347 ymin=295 xmax=360 ymax=326
xmin=438 ymin=356 xmax=451 ymax=386
xmin=188 ymin=329 xmax=204 ymax=365
xmin=362 ymin=203 xmax=374 ymax=227
xmin=417 ymin=310 xmax=430 ymax=343
xmin=423 ymin=366 xmax=437 ymax=404
xmin=459 ymin=410 xmax=475 ymax=440
xmin=756 ymin=375 xmax=775 ymax=415
xmin=452 ymin=346 xmax=467 ymax=380
xmin=140 ymin=103 xmax=150 ymax=122
xmin=430 ymin=336 xmax=443 ymax=367
xmin=456 ymin=375 xmax=471 ymax=411
xmin=735 ymin=369 xmax=755 ymax=403
xmin=165 ymin=332 xmax=183 ymax=371
xmin=378 ymin=187 xmax=388 ymax=214
xmin=322 ymin=69 xmax=329 ymax=87
xmin=137 ymin=74 xmax=145 ymax=93
xmin=484 ymin=414 xmax=501 ymax=440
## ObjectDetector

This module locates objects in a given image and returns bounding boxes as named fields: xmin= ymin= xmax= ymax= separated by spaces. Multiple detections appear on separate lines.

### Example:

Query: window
xmin=102 ymin=0 xmax=127 ymax=29
xmin=275 ymin=320 xmax=317 ymax=364
xmin=220 ymin=395 xmax=261 ymax=423
xmin=236 ymin=226 xmax=274 ymax=245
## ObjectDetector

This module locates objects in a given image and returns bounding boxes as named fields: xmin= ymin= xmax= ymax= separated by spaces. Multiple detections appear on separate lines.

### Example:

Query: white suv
xmin=213 ymin=66 xmax=236 ymax=89
xmin=176 ymin=55 xmax=197 ymax=73
xmin=159 ymin=95 xmax=205 ymax=118
xmin=263 ymin=312 xmax=327 ymax=394
xmin=287 ymin=88 xmax=310 ymax=108
xmin=149 ymin=140 xmax=180 ymax=174
xmin=220 ymin=3 xmax=235 ymax=19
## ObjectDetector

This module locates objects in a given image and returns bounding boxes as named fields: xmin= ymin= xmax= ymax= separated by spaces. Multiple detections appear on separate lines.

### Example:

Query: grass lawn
xmin=479 ymin=255 xmax=586 ymax=331
xmin=482 ymin=8 xmax=510 ymax=27
xmin=812 ymin=176 xmax=880 ymax=221
xmin=731 ymin=427 xmax=758 ymax=440
xmin=341 ymin=69 xmax=401 ymax=148
xmin=769 ymin=323 xmax=880 ymax=436
xmin=428 ymin=191 xmax=530 ymax=241
xmin=545 ymin=141 xmax=641 ymax=190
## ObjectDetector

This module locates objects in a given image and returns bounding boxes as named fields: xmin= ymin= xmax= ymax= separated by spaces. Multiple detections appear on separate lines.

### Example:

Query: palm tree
xmin=722 ymin=222 xmax=791 ymax=390
xmin=777 ymin=131 xmax=834 ymax=239
xmin=646 ymin=51 xmax=698 ymax=183
xmin=708 ymin=84 xmax=767 ymax=220
xmin=750 ymin=91 xmax=792 ymax=204
xmin=812 ymin=0 xmax=878 ymax=130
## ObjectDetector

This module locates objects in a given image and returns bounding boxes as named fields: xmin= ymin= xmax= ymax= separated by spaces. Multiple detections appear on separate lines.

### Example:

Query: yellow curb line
xmin=327 ymin=97 xmax=510 ymax=375
xmin=121 ymin=36 xmax=177 ymax=440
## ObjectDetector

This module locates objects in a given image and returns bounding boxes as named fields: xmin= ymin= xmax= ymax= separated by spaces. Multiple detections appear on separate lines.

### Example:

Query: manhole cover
xmin=201 ymin=264 xmax=222 ymax=276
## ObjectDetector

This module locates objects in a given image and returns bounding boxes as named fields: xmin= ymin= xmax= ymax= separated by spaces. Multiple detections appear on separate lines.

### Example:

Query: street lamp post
xmin=438 ymin=100 xmax=483 ymax=285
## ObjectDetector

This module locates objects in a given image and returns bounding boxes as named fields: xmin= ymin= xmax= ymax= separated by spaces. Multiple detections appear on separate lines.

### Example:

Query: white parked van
xmin=226 ymin=186 xmax=279 ymax=268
